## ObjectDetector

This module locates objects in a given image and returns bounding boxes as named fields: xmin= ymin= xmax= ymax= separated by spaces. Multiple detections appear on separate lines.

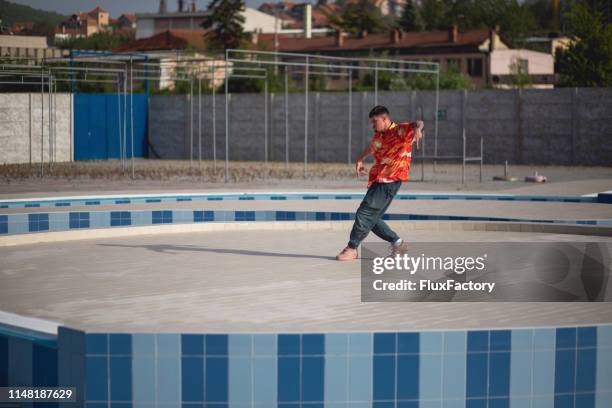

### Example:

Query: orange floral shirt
xmin=367 ymin=122 xmax=415 ymax=187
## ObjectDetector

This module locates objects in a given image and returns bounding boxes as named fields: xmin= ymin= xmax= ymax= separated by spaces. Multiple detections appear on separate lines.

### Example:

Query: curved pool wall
xmin=2 ymin=192 xmax=612 ymax=406
xmin=1 ymin=323 xmax=612 ymax=408
xmin=1 ymin=191 xmax=611 ymax=210
xmin=2 ymin=209 xmax=612 ymax=239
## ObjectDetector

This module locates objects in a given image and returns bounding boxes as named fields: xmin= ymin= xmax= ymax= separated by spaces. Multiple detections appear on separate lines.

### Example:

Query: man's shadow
xmin=97 ymin=243 xmax=336 ymax=261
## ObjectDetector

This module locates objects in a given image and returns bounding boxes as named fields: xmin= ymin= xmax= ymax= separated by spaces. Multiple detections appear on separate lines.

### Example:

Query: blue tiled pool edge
xmin=1 ymin=192 xmax=609 ymax=210
xmin=1 ymin=322 xmax=612 ymax=408
xmin=1 ymin=210 xmax=611 ymax=237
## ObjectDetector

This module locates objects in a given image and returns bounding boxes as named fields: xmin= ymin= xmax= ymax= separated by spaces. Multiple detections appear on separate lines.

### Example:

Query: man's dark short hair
xmin=369 ymin=105 xmax=390 ymax=118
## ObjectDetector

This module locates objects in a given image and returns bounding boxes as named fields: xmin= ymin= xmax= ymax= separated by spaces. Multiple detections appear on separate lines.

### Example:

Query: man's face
xmin=370 ymin=113 xmax=390 ymax=132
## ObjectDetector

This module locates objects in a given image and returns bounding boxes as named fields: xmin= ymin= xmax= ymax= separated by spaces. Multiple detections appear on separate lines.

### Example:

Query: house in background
xmin=258 ymin=25 xmax=555 ymax=88
xmin=55 ymin=6 xmax=110 ymax=40
xmin=489 ymin=49 xmax=555 ymax=88
xmin=0 ymin=35 xmax=66 ymax=59
xmin=9 ymin=22 xmax=34 ymax=35
xmin=116 ymin=14 xmax=136 ymax=31
xmin=259 ymin=0 xmax=407 ymax=28
xmin=114 ymin=31 xmax=226 ymax=90
xmin=136 ymin=1 xmax=281 ymax=40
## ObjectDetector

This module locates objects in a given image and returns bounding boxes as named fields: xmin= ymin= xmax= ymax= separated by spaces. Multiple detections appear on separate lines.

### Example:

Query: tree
xmin=337 ymin=0 xmax=388 ymax=34
xmin=498 ymin=1 xmax=539 ymax=45
xmin=557 ymin=0 xmax=612 ymax=87
xmin=525 ymin=0 xmax=555 ymax=32
xmin=55 ymin=32 xmax=132 ymax=51
xmin=201 ymin=0 xmax=251 ymax=51
xmin=420 ymin=0 xmax=450 ymax=30
xmin=398 ymin=0 xmax=424 ymax=31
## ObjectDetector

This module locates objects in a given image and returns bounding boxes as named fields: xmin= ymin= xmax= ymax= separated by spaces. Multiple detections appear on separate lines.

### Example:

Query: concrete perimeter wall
xmin=149 ymin=87 xmax=612 ymax=166
xmin=0 ymin=93 xmax=72 ymax=165
xmin=1 ymin=88 xmax=610 ymax=166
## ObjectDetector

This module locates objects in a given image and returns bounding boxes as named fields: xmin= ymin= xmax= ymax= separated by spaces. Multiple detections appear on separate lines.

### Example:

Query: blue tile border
xmin=1 ymin=209 xmax=610 ymax=237
xmin=0 ymin=192 xmax=606 ymax=211
xmin=2 ymin=324 xmax=612 ymax=407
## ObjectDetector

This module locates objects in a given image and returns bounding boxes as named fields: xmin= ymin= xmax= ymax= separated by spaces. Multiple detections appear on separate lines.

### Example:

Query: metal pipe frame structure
xmin=36 ymin=57 xmax=129 ymax=170
xmin=223 ymin=66 xmax=269 ymax=182
xmin=1 ymin=52 xmax=448 ymax=183
xmin=1 ymin=60 xmax=130 ymax=175
xmin=413 ymin=127 xmax=484 ymax=184
xmin=131 ymin=73 xmax=195 ymax=167
xmin=225 ymin=49 xmax=440 ymax=180
xmin=20 ymin=56 xmax=282 ymax=179
xmin=0 ymin=63 xmax=126 ymax=177
xmin=47 ymin=57 xmax=217 ymax=175
xmin=126 ymin=59 xmax=230 ymax=174
xmin=290 ymin=68 xmax=354 ymax=165
xmin=12 ymin=56 xmax=137 ymax=175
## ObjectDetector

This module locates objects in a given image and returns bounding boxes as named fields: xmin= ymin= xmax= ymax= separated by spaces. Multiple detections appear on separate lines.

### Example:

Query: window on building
xmin=467 ymin=58 xmax=483 ymax=77
xmin=447 ymin=58 xmax=462 ymax=72
xmin=517 ymin=58 xmax=529 ymax=74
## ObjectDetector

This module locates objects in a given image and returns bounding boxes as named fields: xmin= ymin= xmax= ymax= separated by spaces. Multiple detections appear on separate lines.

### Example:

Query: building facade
xmin=259 ymin=26 xmax=555 ymax=88
xmin=55 ymin=6 xmax=111 ymax=40
xmin=136 ymin=4 xmax=281 ymax=40
xmin=0 ymin=35 xmax=66 ymax=60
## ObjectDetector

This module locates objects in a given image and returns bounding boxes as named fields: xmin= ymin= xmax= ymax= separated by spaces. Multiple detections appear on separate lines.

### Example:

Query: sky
xmin=7 ymin=0 xmax=285 ymax=17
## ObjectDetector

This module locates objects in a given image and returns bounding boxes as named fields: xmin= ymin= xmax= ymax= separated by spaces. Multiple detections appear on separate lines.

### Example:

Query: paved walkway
xmin=1 ymin=163 xmax=611 ymax=197
xmin=2 ymin=228 xmax=611 ymax=333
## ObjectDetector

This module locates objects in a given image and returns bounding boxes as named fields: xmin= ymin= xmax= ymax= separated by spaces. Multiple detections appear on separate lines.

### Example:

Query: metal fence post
xmin=284 ymin=68 xmax=289 ymax=169
xmin=480 ymin=135 xmax=483 ymax=183
xmin=462 ymin=128 xmax=466 ymax=185
xmin=212 ymin=62 xmax=217 ymax=171
xmin=198 ymin=77 xmax=202 ymax=169
xmin=117 ymin=76 xmax=122 ymax=167
xmin=374 ymin=61 xmax=378 ymax=105
xmin=348 ymin=68 xmax=352 ymax=165
xmin=40 ymin=68 xmax=44 ymax=177
xmin=48 ymin=73 xmax=52 ymax=168
xmin=224 ymin=58 xmax=229 ymax=182
xmin=130 ymin=58 xmax=134 ymax=179
xmin=264 ymin=79 xmax=268 ymax=164
xmin=28 ymin=93 xmax=32 ymax=165
xmin=123 ymin=66 xmax=127 ymax=171
xmin=189 ymin=79 xmax=193 ymax=167
xmin=304 ymin=55 xmax=309 ymax=177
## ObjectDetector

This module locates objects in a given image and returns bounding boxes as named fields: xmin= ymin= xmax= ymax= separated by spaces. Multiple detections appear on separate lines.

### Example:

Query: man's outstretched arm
xmin=355 ymin=142 xmax=375 ymax=176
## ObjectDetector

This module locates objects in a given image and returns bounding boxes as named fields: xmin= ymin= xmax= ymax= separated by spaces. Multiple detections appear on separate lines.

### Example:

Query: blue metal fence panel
xmin=74 ymin=93 xmax=147 ymax=160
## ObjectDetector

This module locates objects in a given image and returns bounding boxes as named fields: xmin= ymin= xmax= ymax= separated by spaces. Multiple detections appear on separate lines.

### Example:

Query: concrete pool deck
xmin=1 ymin=227 xmax=611 ymax=333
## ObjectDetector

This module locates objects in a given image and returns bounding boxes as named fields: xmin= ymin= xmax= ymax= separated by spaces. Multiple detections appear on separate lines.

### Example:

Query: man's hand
xmin=413 ymin=120 xmax=424 ymax=149
xmin=356 ymin=160 xmax=366 ymax=176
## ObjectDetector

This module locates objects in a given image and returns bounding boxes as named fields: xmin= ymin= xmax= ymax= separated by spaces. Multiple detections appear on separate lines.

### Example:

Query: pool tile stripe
xmin=1 ymin=209 xmax=610 ymax=237
xmin=2 ymin=325 xmax=612 ymax=406
xmin=0 ymin=192 xmax=604 ymax=211
xmin=206 ymin=335 xmax=228 ymax=403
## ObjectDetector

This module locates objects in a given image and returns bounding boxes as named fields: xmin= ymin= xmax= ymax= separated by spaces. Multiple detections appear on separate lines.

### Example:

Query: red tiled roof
xmin=259 ymin=29 xmax=493 ymax=53
xmin=88 ymin=6 xmax=107 ymax=16
xmin=114 ymin=30 xmax=205 ymax=52
xmin=120 ymin=14 xmax=136 ymax=23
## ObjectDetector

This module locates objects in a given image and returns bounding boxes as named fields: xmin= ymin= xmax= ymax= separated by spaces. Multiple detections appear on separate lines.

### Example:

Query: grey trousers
xmin=348 ymin=181 xmax=402 ymax=249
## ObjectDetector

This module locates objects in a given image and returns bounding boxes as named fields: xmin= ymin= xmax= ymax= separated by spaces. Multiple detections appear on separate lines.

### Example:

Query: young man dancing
xmin=336 ymin=105 xmax=424 ymax=261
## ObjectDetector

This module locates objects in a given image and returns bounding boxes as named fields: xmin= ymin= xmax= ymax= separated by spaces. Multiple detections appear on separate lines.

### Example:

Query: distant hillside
xmin=0 ymin=0 xmax=66 ymax=26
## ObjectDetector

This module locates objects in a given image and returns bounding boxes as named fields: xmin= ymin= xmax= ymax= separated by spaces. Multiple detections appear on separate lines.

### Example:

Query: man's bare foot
xmin=336 ymin=246 xmax=358 ymax=261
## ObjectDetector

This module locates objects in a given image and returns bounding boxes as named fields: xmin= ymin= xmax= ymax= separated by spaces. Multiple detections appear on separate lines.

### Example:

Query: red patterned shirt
xmin=367 ymin=122 xmax=415 ymax=187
